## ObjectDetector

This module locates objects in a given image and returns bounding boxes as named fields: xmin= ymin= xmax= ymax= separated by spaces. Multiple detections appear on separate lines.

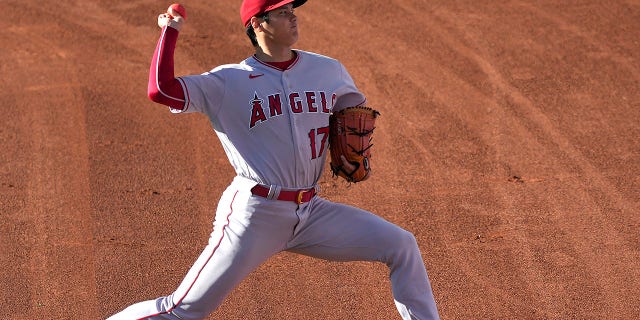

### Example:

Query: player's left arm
xmin=328 ymin=61 xmax=380 ymax=182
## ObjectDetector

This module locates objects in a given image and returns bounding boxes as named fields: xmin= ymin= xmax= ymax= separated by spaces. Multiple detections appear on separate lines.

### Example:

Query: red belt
xmin=251 ymin=185 xmax=316 ymax=204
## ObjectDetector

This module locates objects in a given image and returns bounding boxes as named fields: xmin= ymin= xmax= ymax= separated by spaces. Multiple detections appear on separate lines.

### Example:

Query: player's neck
xmin=254 ymin=46 xmax=294 ymax=62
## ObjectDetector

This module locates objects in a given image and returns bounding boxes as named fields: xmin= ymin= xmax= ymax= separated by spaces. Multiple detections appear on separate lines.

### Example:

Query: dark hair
xmin=245 ymin=13 xmax=270 ymax=47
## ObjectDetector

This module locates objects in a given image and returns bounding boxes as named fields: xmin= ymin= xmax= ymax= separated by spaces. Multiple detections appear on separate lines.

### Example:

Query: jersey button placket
xmin=282 ymin=71 xmax=299 ymax=184
xmin=284 ymin=73 xmax=292 ymax=90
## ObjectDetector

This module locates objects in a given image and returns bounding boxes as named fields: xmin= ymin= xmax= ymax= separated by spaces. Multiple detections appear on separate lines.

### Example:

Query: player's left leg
xmin=286 ymin=197 xmax=440 ymax=320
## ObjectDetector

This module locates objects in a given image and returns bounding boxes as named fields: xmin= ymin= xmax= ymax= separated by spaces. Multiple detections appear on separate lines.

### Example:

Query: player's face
xmin=261 ymin=4 xmax=298 ymax=47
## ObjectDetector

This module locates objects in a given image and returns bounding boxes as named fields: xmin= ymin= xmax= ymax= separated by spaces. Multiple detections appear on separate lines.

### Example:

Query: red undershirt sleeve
xmin=148 ymin=26 xmax=186 ymax=110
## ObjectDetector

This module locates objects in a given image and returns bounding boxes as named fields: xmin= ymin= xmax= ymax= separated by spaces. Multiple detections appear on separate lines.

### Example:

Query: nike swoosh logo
xmin=249 ymin=73 xmax=264 ymax=79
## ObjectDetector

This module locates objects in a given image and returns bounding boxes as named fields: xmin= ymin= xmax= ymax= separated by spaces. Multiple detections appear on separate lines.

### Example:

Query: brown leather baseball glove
xmin=329 ymin=106 xmax=380 ymax=183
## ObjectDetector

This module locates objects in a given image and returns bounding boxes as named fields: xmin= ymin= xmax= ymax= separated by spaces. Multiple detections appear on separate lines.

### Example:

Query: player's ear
xmin=249 ymin=16 xmax=263 ymax=32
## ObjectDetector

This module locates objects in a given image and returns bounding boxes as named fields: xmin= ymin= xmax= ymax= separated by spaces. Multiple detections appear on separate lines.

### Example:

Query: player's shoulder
xmin=295 ymin=50 xmax=340 ymax=64
xmin=197 ymin=62 xmax=257 ymax=82
xmin=207 ymin=62 xmax=252 ymax=74
xmin=293 ymin=50 xmax=347 ymax=74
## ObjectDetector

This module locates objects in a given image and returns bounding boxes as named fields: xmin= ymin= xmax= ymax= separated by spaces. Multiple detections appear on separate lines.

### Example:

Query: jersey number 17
xmin=308 ymin=126 xmax=330 ymax=160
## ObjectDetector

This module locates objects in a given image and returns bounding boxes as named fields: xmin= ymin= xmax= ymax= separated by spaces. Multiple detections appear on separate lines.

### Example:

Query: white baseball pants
xmin=106 ymin=177 xmax=440 ymax=320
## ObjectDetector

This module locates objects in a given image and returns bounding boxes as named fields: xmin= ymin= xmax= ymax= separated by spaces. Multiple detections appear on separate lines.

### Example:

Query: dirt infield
xmin=2 ymin=1 xmax=639 ymax=319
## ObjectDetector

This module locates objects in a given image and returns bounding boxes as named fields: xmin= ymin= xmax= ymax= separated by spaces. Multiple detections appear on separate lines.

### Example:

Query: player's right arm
xmin=147 ymin=8 xmax=187 ymax=110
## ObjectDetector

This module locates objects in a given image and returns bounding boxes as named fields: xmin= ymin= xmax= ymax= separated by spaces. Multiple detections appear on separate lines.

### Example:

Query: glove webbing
xmin=346 ymin=126 xmax=375 ymax=156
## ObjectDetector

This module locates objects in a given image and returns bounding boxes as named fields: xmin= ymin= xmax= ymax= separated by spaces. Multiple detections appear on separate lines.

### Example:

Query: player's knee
xmin=384 ymin=228 xmax=420 ymax=262
xmin=395 ymin=229 xmax=419 ymax=252
xmin=160 ymin=300 xmax=212 ymax=320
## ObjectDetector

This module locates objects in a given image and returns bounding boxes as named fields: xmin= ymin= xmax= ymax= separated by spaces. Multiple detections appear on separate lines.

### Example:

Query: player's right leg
xmin=106 ymin=181 xmax=301 ymax=320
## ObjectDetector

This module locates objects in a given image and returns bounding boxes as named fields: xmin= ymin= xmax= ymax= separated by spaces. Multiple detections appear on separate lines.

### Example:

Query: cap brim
xmin=265 ymin=0 xmax=305 ymax=12
xmin=293 ymin=0 xmax=307 ymax=8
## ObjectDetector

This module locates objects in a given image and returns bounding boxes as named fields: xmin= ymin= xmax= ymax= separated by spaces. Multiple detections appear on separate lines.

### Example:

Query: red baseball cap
xmin=240 ymin=0 xmax=307 ymax=27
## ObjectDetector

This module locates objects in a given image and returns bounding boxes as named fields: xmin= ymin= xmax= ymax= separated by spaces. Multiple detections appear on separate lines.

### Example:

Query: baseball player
xmin=107 ymin=0 xmax=440 ymax=319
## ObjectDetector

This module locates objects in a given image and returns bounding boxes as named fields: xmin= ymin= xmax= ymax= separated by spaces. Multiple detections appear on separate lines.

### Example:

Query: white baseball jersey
xmin=176 ymin=50 xmax=366 ymax=189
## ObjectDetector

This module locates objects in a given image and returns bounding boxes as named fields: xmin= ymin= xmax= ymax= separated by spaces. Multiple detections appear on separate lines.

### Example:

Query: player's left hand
xmin=158 ymin=7 xmax=185 ymax=31
xmin=339 ymin=155 xmax=372 ymax=179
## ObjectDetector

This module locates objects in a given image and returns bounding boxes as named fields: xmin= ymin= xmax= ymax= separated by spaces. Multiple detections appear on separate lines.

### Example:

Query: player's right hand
xmin=158 ymin=7 xmax=185 ymax=31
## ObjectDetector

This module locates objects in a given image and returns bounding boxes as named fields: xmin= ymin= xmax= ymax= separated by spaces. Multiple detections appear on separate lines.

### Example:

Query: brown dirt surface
xmin=2 ymin=1 xmax=639 ymax=319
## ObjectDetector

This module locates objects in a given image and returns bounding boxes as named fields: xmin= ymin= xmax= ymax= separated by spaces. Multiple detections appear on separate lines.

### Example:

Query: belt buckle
xmin=296 ymin=190 xmax=305 ymax=204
